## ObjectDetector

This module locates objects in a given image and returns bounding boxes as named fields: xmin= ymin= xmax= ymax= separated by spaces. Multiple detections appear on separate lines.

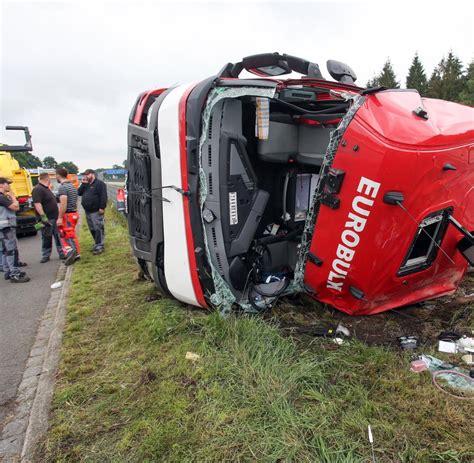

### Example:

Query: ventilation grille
xmin=211 ymin=227 xmax=218 ymax=247
xmin=208 ymin=145 xmax=212 ymax=167
xmin=215 ymin=252 xmax=223 ymax=271
xmin=208 ymin=172 xmax=213 ymax=195
xmin=208 ymin=116 xmax=213 ymax=139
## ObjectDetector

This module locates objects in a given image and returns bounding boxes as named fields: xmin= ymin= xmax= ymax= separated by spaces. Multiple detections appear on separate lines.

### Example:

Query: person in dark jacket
xmin=78 ymin=169 xmax=107 ymax=254
xmin=32 ymin=172 xmax=65 ymax=263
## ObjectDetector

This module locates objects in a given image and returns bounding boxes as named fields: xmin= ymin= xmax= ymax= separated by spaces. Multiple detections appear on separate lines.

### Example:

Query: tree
xmin=43 ymin=156 xmax=58 ymax=168
xmin=366 ymin=75 xmax=380 ymax=88
xmin=378 ymin=59 xmax=400 ymax=88
xmin=12 ymin=151 xmax=43 ymax=168
xmin=459 ymin=60 xmax=474 ymax=105
xmin=427 ymin=51 xmax=465 ymax=101
xmin=427 ymin=67 xmax=443 ymax=99
xmin=406 ymin=53 xmax=428 ymax=95
xmin=57 ymin=161 xmax=79 ymax=174
xmin=123 ymin=159 xmax=128 ymax=169
xmin=112 ymin=164 xmax=122 ymax=169
xmin=366 ymin=59 xmax=399 ymax=89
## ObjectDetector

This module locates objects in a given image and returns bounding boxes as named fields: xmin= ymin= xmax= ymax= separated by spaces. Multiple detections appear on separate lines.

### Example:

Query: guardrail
xmin=105 ymin=182 xmax=125 ymax=212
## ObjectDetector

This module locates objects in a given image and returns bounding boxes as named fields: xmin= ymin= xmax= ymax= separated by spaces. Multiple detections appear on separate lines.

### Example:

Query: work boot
xmin=17 ymin=261 xmax=28 ymax=267
xmin=40 ymin=256 xmax=50 ymax=263
xmin=10 ymin=273 xmax=30 ymax=283
xmin=64 ymin=250 xmax=78 ymax=266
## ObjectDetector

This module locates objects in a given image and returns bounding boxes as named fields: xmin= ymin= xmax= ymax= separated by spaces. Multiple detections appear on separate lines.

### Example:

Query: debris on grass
xmin=398 ymin=335 xmax=418 ymax=350
xmin=461 ymin=354 xmax=473 ymax=365
xmin=185 ymin=352 xmax=201 ymax=362
xmin=410 ymin=359 xmax=428 ymax=373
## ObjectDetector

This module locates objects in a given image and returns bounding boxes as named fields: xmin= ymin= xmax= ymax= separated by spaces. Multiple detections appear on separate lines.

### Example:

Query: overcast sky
xmin=1 ymin=0 xmax=472 ymax=171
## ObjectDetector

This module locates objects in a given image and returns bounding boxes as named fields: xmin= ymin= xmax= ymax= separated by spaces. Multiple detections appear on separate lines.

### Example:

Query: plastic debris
xmin=50 ymin=281 xmax=62 ymax=289
xmin=432 ymin=370 xmax=474 ymax=400
xmin=420 ymin=354 xmax=474 ymax=398
xmin=398 ymin=336 xmax=418 ymax=350
xmin=437 ymin=331 xmax=461 ymax=342
xmin=461 ymin=354 xmax=474 ymax=366
xmin=438 ymin=340 xmax=457 ymax=353
xmin=367 ymin=425 xmax=376 ymax=463
xmin=457 ymin=336 xmax=474 ymax=353
xmin=410 ymin=359 xmax=428 ymax=373
xmin=336 ymin=324 xmax=350 ymax=337
xmin=185 ymin=352 xmax=201 ymax=362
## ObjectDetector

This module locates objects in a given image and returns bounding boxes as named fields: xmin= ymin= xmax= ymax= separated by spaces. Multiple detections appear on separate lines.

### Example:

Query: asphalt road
xmin=0 ymin=232 xmax=61 ymax=426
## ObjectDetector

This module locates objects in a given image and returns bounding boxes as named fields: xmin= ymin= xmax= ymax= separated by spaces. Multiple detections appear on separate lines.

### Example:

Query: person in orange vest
xmin=56 ymin=167 xmax=80 ymax=265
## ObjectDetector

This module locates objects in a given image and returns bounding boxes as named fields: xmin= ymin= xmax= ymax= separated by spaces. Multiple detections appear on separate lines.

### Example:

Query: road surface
xmin=0 ymin=232 xmax=61 ymax=427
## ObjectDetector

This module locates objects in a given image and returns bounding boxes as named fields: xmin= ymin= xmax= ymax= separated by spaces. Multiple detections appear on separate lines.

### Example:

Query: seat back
xmin=297 ymin=125 xmax=332 ymax=166
xmin=257 ymin=121 xmax=298 ymax=163
xmin=257 ymin=120 xmax=332 ymax=166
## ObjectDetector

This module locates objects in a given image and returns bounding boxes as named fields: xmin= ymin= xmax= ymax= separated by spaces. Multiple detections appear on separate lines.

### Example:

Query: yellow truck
xmin=0 ymin=126 xmax=37 ymax=235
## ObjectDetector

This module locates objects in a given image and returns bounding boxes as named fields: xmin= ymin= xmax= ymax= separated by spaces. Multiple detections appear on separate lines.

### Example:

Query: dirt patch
xmin=270 ymin=273 xmax=474 ymax=348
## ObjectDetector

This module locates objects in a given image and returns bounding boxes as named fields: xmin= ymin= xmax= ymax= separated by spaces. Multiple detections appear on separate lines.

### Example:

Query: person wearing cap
xmin=56 ymin=167 xmax=80 ymax=265
xmin=32 ymin=172 xmax=65 ymax=263
xmin=0 ymin=177 xmax=30 ymax=283
xmin=78 ymin=169 xmax=107 ymax=254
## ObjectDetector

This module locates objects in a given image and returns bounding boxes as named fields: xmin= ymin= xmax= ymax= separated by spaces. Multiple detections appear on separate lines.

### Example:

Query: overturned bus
xmin=127 ymin=52 xmax=474 ymax=316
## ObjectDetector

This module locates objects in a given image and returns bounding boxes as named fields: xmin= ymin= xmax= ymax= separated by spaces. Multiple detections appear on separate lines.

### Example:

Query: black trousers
xmin=41 ymin=219 xmax=64 ymax=258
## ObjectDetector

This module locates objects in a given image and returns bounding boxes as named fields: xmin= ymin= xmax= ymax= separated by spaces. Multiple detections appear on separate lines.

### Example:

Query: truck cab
xmin=127 ymin=53 xmax=474 ymax=315
xmin=0 ymin=127 xmax=37 ymax=235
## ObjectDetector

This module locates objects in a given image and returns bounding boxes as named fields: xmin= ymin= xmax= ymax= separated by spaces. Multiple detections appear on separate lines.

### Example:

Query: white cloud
xmin=1 ymin=1 xmax=472 ymax=171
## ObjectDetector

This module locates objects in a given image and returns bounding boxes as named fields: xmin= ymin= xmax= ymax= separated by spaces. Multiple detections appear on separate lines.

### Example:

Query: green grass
xmin=41 ymin=207 xmax=473 ymax=462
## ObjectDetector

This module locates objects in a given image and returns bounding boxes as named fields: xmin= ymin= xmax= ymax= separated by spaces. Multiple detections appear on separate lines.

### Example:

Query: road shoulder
xmin=0 ymin=263 xmax=73 ymax=462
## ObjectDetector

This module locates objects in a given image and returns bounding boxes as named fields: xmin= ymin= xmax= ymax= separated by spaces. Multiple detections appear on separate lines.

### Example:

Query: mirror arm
xmin=449 ymin=215 xmax=474 ymax=243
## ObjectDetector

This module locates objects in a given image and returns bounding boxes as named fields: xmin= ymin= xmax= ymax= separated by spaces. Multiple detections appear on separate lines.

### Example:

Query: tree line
xmin=366 ymin=51 xmax=473 ymax=104
xmin=8 ymin=152 xmax=79 ymax=174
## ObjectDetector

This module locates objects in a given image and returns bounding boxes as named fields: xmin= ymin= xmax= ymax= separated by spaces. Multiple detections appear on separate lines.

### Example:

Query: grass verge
xmin=41 ymin=207 xmax=473 ymax=462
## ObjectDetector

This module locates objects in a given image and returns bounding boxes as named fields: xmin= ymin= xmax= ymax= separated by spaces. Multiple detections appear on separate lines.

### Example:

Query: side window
xmin=398 ymin=208 xmax=452 ymax=276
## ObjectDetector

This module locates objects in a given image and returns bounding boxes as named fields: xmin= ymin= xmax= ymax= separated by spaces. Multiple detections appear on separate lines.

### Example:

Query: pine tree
xmin=406 ymin=53 xmax=427 ymax=95
xmin=427 ymin=51 xmax=464 ymax=101
xmin=377 ymin=59 xmax=400 ymax=88
xmin=366 ymin=59 xmax=399 ymax=89
xmin=459 ymin=60 xmax=474 ymax=105
xmin=427 ymin=66 xmax=443 ymax=98
xmin=366 ymin=75 xmax=380 ymax=88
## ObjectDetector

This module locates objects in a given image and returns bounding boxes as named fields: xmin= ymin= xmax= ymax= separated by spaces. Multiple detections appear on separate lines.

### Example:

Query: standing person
xmin=78 ymin=169 xmax=107 ymax=255
xmin=56 ymin=167 xmax=80 ymax=266
xmin=32 ymin=172 xmax=65 ymax=263
xmin=0 ymin=177 xmax=30 ymax=283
